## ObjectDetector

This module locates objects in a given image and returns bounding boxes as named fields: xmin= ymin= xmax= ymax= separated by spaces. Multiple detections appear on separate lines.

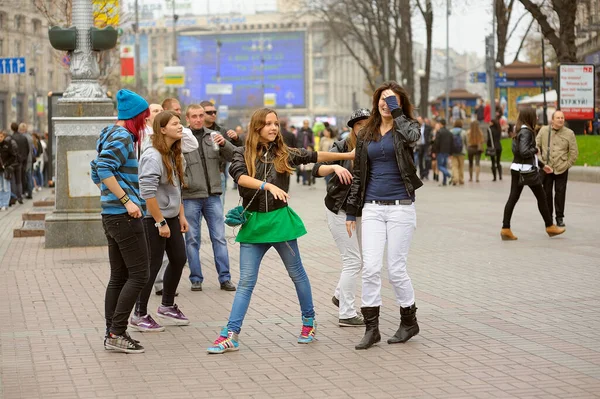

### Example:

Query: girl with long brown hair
xmin=313 ymin=108 xmax=370 ymax=328
xmin=345 ymin=81 xmax=423 ymax=350
xmin=207 ymin=108 xmax=354 ymax=354
xmin=466 ymin=121 xmax=484 ymax=182
xmin=133 ymin=110 xmax=190 ymax=332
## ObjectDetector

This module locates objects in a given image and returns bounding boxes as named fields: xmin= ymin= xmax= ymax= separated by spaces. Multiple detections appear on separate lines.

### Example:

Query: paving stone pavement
xmin=1 ymin=175 xmax=599 ymax=399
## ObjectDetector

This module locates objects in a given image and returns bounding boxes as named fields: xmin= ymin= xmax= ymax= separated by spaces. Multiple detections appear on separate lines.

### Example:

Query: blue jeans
xmin=33 ymin=165 xmax=43 ymax=188
xmin=226 ymin=240 xmax=315 ymax=334
xmin=184 ymin=195 xmax=230 ymax=284
xmin=437 ymin=153 xmax=451 ymax=185
xmin=0 ymin=175 xmax=11 ymax=207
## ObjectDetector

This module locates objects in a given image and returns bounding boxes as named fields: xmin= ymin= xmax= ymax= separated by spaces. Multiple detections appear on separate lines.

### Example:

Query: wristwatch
xmin=155 ymin=219 xmax=167 ymax=228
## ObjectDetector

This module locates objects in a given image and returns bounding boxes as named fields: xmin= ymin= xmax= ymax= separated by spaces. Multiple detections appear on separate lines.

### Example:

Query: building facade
xmin=0 ymin=0 xmax=70 ymax=132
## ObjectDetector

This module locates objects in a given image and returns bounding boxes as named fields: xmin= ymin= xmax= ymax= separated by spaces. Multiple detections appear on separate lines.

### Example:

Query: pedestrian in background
xmin=487 ymin=119 xmax=503 ymax=181
xmin=536 ymin=110 xmax=578 ymax=227
xmin=345 ymin=82 xmax=423 ymax=350
xmin=313 ymin=108 xmax=371 ymax=328
xmin=500 ymin=107 xmax=565 ymax=241
xmin=0 ymin=130 xmax=19 ymax=211
xmin=432 ymin=118 xmax=453 ymax=186
xmin=450 ymin=119 xmax=467 ymax=185
xmin=466 ymin=121 xmax=484 ymax=183
xmin=90 ymin=89 xmax=150 ymax=354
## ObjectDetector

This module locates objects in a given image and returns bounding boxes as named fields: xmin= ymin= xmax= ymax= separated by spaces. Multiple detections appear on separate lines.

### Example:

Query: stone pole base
xmin=45 ymin=102 xmax=116 ymax=248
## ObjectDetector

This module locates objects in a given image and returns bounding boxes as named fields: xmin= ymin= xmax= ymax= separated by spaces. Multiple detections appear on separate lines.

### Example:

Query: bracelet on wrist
xmin=260 ymin=182 xmax=267 ymax=190
xmin=119 ymin=194 xmax=130 ymax=205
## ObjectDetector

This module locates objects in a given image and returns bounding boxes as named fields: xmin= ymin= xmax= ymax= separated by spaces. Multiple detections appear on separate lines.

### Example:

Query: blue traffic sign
xmin=470 ymin=72 xmax=487 ymax=83
xmin=0 ymin=57 xmax=26 ymax=75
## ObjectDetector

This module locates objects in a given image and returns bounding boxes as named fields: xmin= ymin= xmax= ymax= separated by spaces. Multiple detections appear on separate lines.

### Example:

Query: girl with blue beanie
xmin=91 ymin=89 xmax=150 ymax=354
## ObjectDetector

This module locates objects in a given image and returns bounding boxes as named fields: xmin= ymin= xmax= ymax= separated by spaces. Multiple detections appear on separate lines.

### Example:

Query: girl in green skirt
xmin=207 ymin=108 xmax=354 ymax=353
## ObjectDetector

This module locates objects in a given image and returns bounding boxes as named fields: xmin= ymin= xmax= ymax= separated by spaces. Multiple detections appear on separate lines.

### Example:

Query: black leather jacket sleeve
xmin=392 ymin=109 xmax=421 ymax=145
xmin=312 ymin=139 xmax=343 ymax=178
xmin=229 ymin=147 xmax=248 ymax=183
xmin=345 ymin=139 xmax=365 ymax=217
xmin=289 ymin=148 xmax=318 ymax=166
xmin=514 ymin=127 xmax=537 ymax=161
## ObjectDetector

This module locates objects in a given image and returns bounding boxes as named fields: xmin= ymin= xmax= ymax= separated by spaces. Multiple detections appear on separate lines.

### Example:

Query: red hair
xmin=122 ymin=108 xmax=150 ymax=142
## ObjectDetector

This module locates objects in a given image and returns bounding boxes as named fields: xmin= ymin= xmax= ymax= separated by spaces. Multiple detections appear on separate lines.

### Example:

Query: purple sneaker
xmin=157 ymin=304 xmax=190 ymax=326
xmin=129 ymin=313 xmax=165 ymax=332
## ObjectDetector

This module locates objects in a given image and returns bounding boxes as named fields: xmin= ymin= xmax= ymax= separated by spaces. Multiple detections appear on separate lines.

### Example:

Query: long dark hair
xmin=151 ymin=110 xmax=185 ymax=187
xmin=516 ymin=107 xmax=537 ymax=131
xmin=362 ymin=81 xmax=415 ymax=142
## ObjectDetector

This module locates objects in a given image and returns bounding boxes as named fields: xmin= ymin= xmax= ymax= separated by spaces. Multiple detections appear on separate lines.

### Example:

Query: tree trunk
xmin=399 ymin=0 xmax=414 ymax=99
xmin=495 ymin=0 xmax=515 ymax=65
xmin=417 ymin=0 xmax=433 ymax=117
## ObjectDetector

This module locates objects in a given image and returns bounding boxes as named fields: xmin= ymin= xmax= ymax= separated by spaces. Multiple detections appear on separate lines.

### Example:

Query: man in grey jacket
xmin=183 ymin=104 xmax=237 ymax=292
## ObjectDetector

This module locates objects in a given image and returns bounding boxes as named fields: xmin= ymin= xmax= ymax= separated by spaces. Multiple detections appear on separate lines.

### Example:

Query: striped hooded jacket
xmin=90 ymin=125 xmax=146 ymax=215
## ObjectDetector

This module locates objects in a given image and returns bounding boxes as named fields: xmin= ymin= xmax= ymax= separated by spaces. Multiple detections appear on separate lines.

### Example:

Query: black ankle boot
xmin=355 ymin=306 xmax=381 ymax=350
xmin=387 ymin=304 xmax=419 ymax=344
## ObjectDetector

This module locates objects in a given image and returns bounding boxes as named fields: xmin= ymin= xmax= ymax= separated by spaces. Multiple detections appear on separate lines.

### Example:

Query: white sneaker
xmin=0 ymin=207 xmax=7 ymax=211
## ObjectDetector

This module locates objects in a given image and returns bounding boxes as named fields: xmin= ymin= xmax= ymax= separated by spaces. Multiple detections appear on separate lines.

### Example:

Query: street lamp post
xmin=541 ymin=37 xmax=548 ymax=125
xmin=445 ymin=0 xmax=450 ymax=120
xmin=251 ymin=35 xmax=272 ymax=107
xmin=417 ymin=69 xmax=426 ymax=117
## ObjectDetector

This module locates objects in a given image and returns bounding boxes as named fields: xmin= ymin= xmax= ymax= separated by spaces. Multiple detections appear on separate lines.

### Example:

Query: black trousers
xmin=10 ymin=164 xmax=23 ymax=200
xmin=503 ymin=169 xmax=553 ymax=229
xmin=102 ymin=214 xmax=149 ymax=335
xmin=542 ymin=170 xmax=569 ymax=219
xmin=490 ymin=149 xmax=502 ymax=180
xmin=135 ymin=217 xmax=187 ymax=316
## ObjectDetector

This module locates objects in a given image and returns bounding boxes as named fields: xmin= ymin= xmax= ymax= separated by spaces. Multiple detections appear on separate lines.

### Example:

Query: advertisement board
xmin=558 ymin=64 xmax=595 ymax=120
xmin=178 ymin=31 xmax=306 ymax=109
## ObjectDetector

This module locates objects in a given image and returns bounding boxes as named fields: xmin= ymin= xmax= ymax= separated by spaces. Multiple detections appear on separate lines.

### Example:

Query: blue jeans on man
xmin=437 ymin=153 xmax=452 ymax=185
xmin=226 ymin=240 xmax=315 ymax=334
xmin=184 ymin=195 xmax=231 ymax=284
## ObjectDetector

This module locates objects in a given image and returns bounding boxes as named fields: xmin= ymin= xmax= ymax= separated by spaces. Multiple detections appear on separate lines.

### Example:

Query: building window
xmin=14 ymin=40 xmax=21 ymax=55
xmin=313 ymin=93 xmax=328 ymax=107
xmin=33 ymin=19 xmax=42 ymax=34
xmin=312 ymin=30 xmax=326 ymax=54
xmin=0 ymin=12 xmax=5 ymax=30
xmin=15 ymin=15 xmax=24 ymax=30
xmin=313 ymin=56 xmax=327 ymax=80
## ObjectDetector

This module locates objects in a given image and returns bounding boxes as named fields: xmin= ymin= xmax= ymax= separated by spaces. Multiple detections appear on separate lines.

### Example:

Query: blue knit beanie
xmin=116 ymin=89 xmax=148 ymax=120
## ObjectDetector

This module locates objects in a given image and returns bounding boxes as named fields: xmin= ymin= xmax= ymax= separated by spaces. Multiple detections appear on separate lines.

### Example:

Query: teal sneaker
xmin=207 ymin=329 xmax=239 ymax=354
xmin=297 ymin=316 xmax=317 ymax=344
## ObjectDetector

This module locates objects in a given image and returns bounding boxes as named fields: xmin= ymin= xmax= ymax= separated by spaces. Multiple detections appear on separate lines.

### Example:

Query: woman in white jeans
xmin=313 ymin=108 xmax=371 ymax=327
xmin=345 ymin=81 xmax=424 ymax=350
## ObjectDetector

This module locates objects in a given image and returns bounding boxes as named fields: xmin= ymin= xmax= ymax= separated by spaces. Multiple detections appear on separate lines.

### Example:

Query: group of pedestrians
xmin=0 ymin=123 xmax=47 ymax=211
xmin=92 ymin=81 xmax=425 ymax=354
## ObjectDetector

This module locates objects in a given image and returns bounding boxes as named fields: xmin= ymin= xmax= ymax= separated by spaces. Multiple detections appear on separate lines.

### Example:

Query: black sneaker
xmin=191 ymin=282 xmax=202 ymax=291
xmin=104 ymin=332 xmax=145 ymax=353
xmin=331 ymin=296 xmax=339 ymax=308
xmin=556 ymin=217 xmax=565 ymax=227
xmin=220 ymin=280 xmax=236 ymax=291
xmin=339 ymin=316 xmax=365 ymax=327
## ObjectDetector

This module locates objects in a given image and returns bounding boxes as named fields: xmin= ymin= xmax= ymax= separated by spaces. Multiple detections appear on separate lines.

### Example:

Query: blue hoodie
xmin=90 ymin=125 xmax=145 ymax=215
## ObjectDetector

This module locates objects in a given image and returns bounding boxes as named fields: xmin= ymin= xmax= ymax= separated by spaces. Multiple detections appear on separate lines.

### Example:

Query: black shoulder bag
xmin=485 ymin=127 xmax=496 ymax=157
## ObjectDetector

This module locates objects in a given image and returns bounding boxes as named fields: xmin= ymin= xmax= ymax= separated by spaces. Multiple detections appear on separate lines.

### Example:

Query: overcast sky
xmin=129 ymin=0 xmax=535 ymax=63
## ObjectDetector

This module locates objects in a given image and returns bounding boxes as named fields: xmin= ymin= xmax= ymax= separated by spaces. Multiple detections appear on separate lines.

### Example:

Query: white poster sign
xmin=559 ymin=64 xmax=595 ymax=120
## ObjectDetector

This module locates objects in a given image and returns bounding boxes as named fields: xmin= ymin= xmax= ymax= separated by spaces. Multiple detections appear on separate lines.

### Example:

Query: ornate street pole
xmin=60 ymin=0 xmax=110 ymax=102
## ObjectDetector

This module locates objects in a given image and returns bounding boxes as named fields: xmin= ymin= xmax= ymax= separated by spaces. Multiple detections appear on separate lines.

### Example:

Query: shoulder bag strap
xmin=546 ymin=128 xmax=552 ymax=164
xmin=488 ymin=128 xmax=495 ymax=149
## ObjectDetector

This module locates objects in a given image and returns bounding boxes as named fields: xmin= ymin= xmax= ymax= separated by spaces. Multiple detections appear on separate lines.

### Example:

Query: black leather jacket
xmin=229 ymin=145 xmax=317 ymax=213
xmin=311 ymin=138 xmax=358 ymax=216
xmin=346 ymin=109 xmax=423 ymax=217
xmin=512 ymin=126 xmax=538 ymax=166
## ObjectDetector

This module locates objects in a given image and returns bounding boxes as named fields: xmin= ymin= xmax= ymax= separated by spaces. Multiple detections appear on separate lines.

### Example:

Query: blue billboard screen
xmin=178 ymin=31 xmax=306 ymax=108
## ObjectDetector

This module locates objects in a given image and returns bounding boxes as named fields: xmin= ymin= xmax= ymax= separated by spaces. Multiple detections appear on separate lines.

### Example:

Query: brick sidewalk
xmin=1 ymin=176 xmax=599 ymax=399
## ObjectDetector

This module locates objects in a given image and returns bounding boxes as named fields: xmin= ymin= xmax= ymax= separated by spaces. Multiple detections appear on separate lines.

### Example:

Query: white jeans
xmin=361 ymin=203 xmax=417 ymax=308
xmin=326 ymin=209 xmax=362 ymax=319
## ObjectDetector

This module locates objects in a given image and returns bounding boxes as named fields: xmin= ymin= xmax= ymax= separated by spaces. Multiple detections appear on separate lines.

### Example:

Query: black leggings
xmin=467 ymin=146 xmax=481 ymax=167
xmin=103 ymin=214 xmax=149 ymax=335
xmin=502 ymin=169 xmax=553 ymax=229
xmin=490 ymin=149 xmax=502 ymax=179
xmin=136 ymin=217 xmax=187 ymax=316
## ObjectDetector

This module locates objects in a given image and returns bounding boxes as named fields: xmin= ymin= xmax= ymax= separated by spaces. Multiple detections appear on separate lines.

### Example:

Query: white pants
xmin=326 ymin=209 xmax=362 ymax=319
xmin=361 ymin=203 xmax=417 ymax=308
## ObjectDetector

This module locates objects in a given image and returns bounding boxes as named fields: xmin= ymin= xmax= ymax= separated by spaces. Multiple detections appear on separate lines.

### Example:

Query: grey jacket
xmin=182 ymin=128 xmax=235 ymax=199
xmin=139 ymin=147 xmax=182 ymax=219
